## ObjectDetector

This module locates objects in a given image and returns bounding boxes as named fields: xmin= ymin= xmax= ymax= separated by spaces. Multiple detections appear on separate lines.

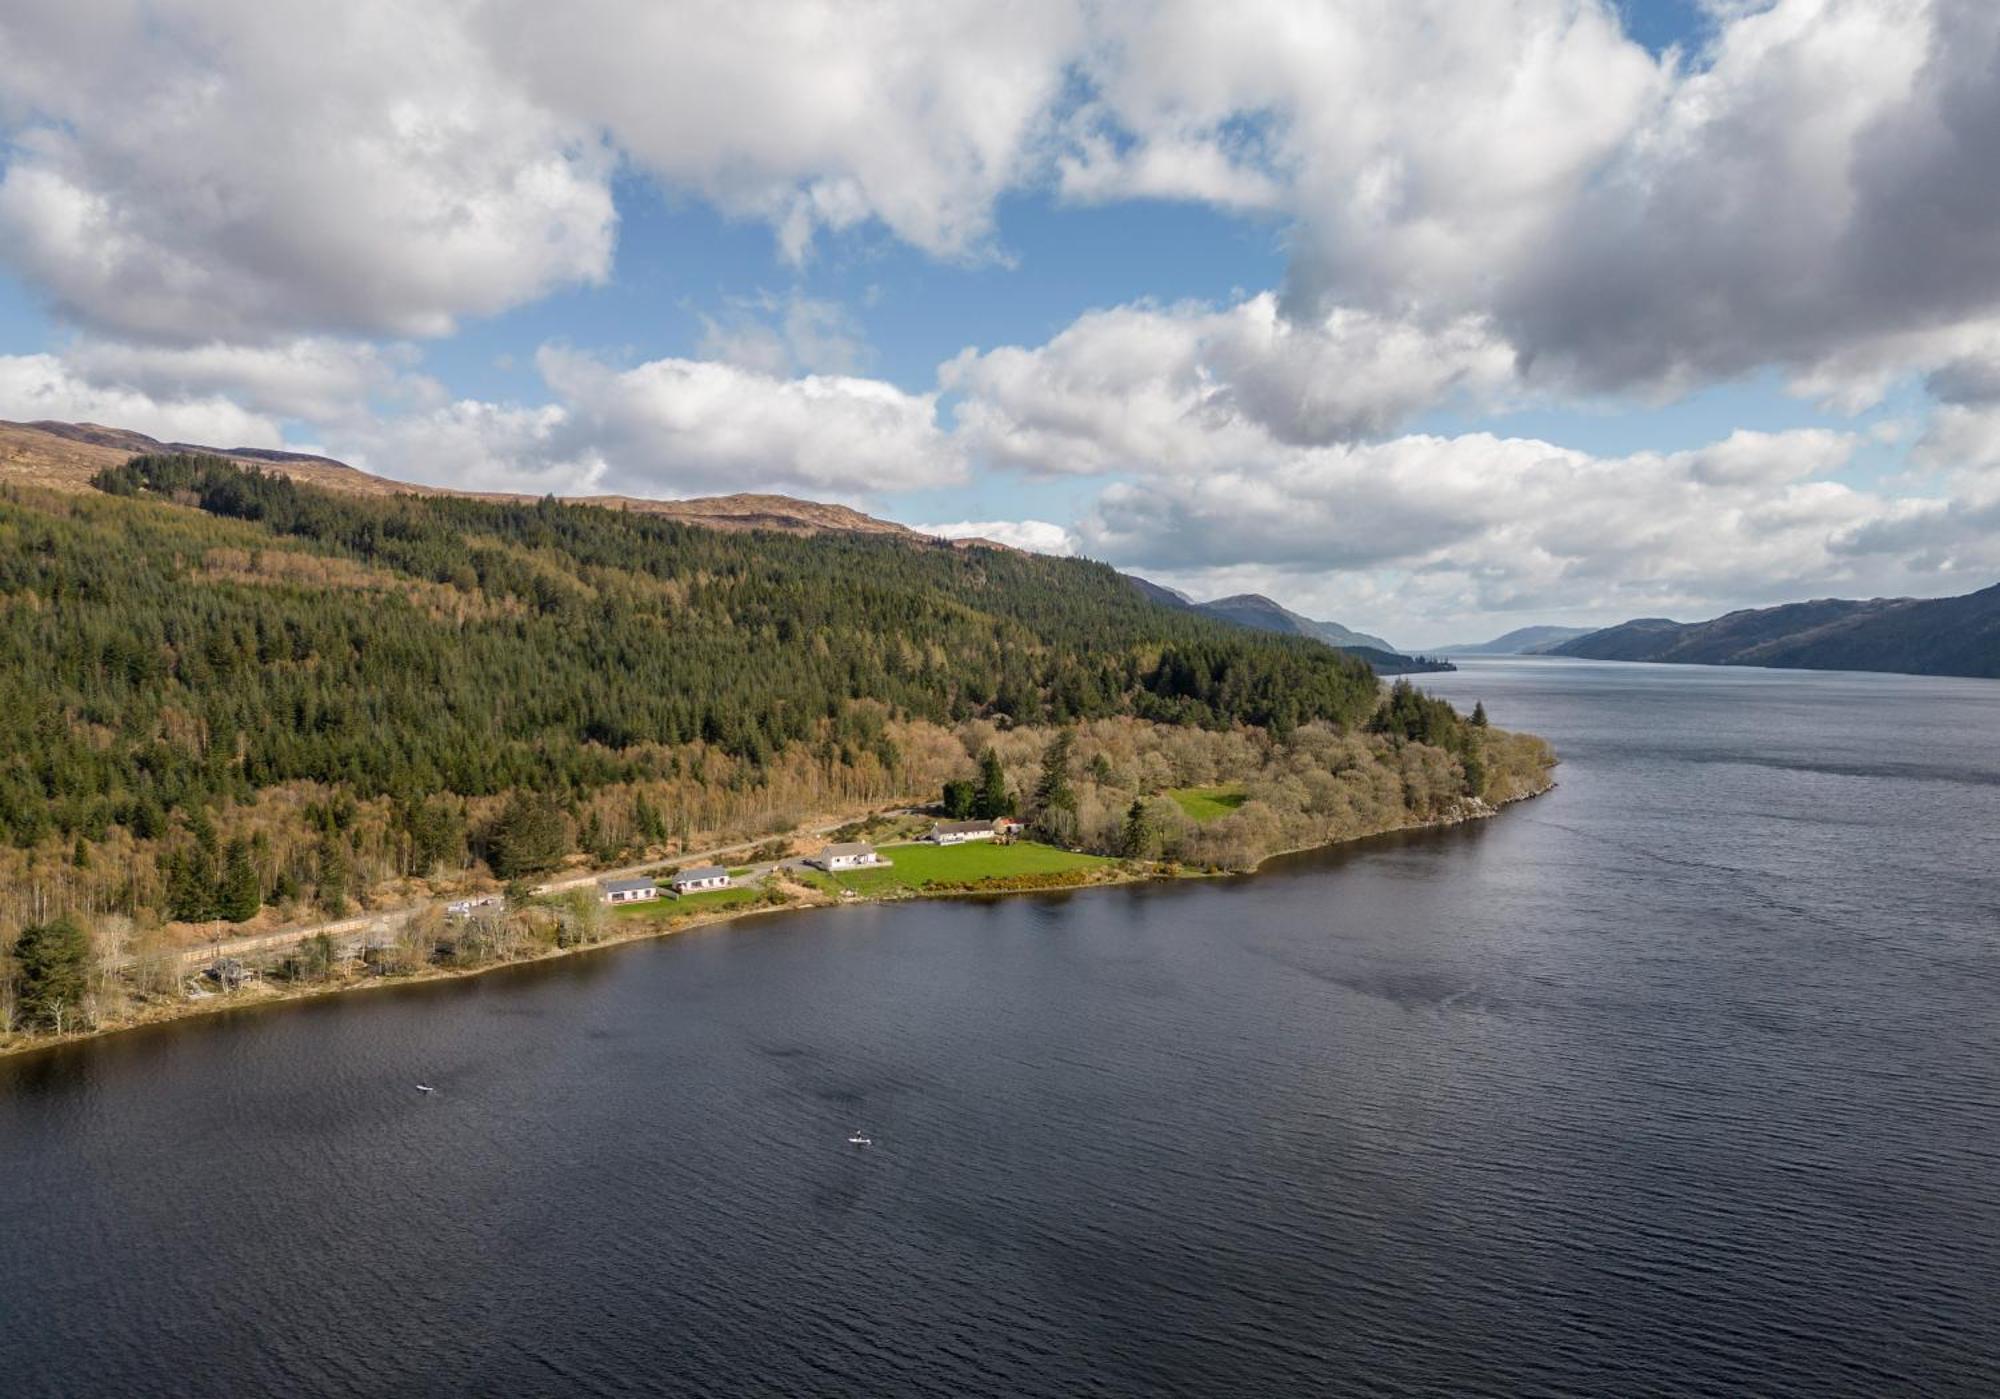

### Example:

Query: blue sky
xmin=3 ymin=1 xmax=1998 ymax=647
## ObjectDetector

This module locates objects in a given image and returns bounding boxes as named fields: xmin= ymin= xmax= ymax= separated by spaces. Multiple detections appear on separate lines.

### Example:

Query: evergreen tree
xmin=12 ymin=916 xmax=93 ymax=1032
xmin=1121 ymin=797 xmax=1157 ymax=859
xmin=316 ymin=834 xmax=351 ymax=916
xmin=165 ymin=844 xmax=217 ymax=922
xmin=218 ymin=837 xmax=261 ymax=922
xmin=1032 ymin=730 xmax=1080 ymax=847
xmin=972 ymin=748 xmax=1014 ymax=820
xmin=488 ymin=792 xmax=570 ymax=877
xmin=72 ymin=836 xmax=90 ymax=870
xmin=941 ymin=779 xmax=975 ymax=819
xmin=1471 ymin=701 xmax=1489 ymax=728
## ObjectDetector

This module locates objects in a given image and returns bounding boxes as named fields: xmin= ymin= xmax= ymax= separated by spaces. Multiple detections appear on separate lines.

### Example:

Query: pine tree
xmin=165 ymin=845 xmax=217 ymax=922
xmin=972 ymin=748 xmax=1014 ymax=820
xmin=1032 ymin=730 xmax=1079 ymax=847
xmin=316 ymin=834 xmax=351 ymax=916
xmin=13 ymin=916 xmax=94 ymax=1033
xmin=1121 ymin=798 xmax=1156 ymax=859
xmin=218 ymin=837 xmax=261 ymax=922
xmin=941 ymin=779 xmax=975 ymax=819
xmin=488 ymin=792 xmax=570 ymax=877
xmin=1471 ymin=701 xmax=1489 ymax=728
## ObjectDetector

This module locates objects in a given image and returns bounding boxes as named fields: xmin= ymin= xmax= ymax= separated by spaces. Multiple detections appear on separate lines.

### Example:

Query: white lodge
xmin=812 ymin=842 xmax=884 ymax=872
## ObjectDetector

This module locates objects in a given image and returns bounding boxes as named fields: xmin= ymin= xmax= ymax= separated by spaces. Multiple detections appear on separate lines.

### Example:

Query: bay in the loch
xmin=3 ymin=658 xmax=1999 ymax=1397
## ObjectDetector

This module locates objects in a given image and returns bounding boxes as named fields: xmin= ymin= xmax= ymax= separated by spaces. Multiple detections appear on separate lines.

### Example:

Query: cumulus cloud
xmin=0 ymin=353 xmax=282 ymax=446
xmin=475 ymin=0 xmax=1083 ymax=262
xmin=0 ymin=0 xmax=614 ymax=342
xmin=60 ymin=338 xmax=429 ymax=425
xmin=946 ymin=294 xmax=1515 ymax=473
xmin=535 ymin=347 xmax=958 ymax=498
xmin=912 ymin=519 xmax=1079 ymax=554
xmin=1069 ymin=421 xmax=2000 ymax=635
xmin=12 ymin=0 xmax=2000 ymax=410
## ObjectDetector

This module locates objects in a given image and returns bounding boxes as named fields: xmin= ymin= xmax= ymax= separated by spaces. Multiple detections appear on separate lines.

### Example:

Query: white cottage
xmin=812 ymin=842 xmax=884 ymax=872
xmin=671 ymin=865 xmax=731 ymax=894
xmin=600 ymin=877 xmax=659 ymax=905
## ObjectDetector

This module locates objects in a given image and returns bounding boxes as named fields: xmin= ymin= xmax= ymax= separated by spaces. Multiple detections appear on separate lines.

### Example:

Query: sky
xmin=4 ymin=1 xmax=2000 ymax=647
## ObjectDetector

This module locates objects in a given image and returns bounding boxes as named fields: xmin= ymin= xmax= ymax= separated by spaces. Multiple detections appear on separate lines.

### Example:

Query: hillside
xmin=0 ymin=419 xmax=915 ymax=537
xmin=1442 ymin=625 xmax=1596 ymax=656
xmin=1553 ymin=586 xmax=2000 ymax=678
xmin=0 ymin=450 xmax=1444 ymax=922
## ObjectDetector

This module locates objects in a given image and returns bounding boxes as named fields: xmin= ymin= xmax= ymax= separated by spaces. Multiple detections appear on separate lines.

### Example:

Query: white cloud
xmin=59 ymin=338 xmax=430 ymax=425
xmin=1066 ymin=421 xmax=2000 ymax=637
xmin=913 ymin=519 xmax=1079 ymax=554
xmin=0 ymin=353 xmax=282 ymax=446
xmin=474 ymin=0 xmax=1083 ymax=262
xmin=0 ymin=0 xmax=614 ymax=342
xmin=529 ymin=348 xmax=958 ymax=499
xmin=946 ymin=293 xmax=1515 ymax=473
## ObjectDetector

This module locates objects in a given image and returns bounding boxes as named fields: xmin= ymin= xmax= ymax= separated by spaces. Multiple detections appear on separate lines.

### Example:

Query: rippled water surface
xmin=4 ymin=658 xmax=1999 ymax=1397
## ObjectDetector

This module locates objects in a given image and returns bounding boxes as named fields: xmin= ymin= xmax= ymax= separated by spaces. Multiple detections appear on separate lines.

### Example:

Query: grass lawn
xmin=610 ymin=884 xmax=765 ymax=918
xmin=1168 ymin=785 xmax=1248 ymax=822
xmin=823 ymin=839 xmax=1113 ymax=896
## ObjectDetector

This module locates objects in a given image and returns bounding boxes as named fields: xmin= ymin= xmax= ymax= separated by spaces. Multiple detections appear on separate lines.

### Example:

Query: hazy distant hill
xmin=1441 ymin=625 xmax=1597 ymax=656
xmin=1552 ymin=586 xmax=2000 ymax=678
xmin=1121 ymin=581 xmax=1453 ymax=674
xmin=1193 ymin=593 xmax=1396 ymax=653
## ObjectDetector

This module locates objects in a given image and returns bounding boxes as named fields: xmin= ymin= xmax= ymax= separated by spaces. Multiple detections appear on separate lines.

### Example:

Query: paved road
xmin=143 ymin=811 xmax=905 ymax=972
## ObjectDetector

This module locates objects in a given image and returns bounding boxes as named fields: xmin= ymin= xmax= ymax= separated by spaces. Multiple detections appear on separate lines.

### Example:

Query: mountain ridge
xmin=1441 ymin=625 xmax=1597 ymax=656
xmin=1551 ymin=587 xmax=2000 ymax=678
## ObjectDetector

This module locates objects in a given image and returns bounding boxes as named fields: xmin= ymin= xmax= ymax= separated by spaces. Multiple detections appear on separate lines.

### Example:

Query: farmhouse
xmin=671 ymin=865 xmax=731 ymax=894
xmin=928 ymin=819 xmax=992 ymax=845
xmin=599 ymin=877 xmax=659 ymax=905
xmin=811 ymin=842 xmax=885 ymax=872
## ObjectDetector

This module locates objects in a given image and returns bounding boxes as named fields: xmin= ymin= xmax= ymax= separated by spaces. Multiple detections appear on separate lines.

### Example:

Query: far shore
xmin=1 ymin=780 xmax=1553 ymax=1062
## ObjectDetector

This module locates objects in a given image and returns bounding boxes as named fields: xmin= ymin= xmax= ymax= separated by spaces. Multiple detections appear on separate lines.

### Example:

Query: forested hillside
xmin=1552 ymin=585 xmax=2000 ymax=677
xmin=0 ymin=454 xmax=1404 ymax=921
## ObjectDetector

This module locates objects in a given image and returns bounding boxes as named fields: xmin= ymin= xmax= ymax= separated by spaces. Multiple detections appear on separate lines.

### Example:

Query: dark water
xmin=5 ymin=659 xmax=1999 ymax=1397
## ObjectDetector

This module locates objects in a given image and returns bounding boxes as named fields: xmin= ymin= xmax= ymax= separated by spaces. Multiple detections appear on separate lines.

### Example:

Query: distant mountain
xmin=1124 ymin=574 xmax=1196 ymax=610
xmin=1192 ymin=593 xmax=1397 ymax=653
xmin=1441 ymin=625 xmax=1598 ymax=656
xmin=1551 ymin=585 xmax=2000 ymax=678
xmin=1120 ymin=580 xmax=1452 ymax=674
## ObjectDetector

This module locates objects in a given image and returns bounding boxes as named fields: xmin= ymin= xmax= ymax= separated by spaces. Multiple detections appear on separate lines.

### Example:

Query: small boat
xmin=846 ymin=1132 xmax=872 ymax=1146
xmin=415 ymin=1084 xmax=434 ymax=1094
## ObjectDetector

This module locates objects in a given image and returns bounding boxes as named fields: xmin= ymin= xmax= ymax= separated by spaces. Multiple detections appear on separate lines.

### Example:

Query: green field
xmin=818 ymin=839 xmax=1113 ymax=895
xmin=1167 ymin=785 xmax=1248 ymax=822
xmin=610 ymin=884 xmax=765 ymax=917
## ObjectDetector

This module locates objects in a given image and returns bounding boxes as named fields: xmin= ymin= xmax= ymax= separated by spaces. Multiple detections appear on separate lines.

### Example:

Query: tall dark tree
xmin=316 ymin=833 xmax=351 ymax=916
xmin=941 ymin=779 xmax=975 ymax=819
xmin=12 ymin=916 xmax=93 ymax=1033
xmin=488 ymin=792 xmax=570 ymax=878
xmin=218 ymin=837 xmax=261 ymax=923
xmin=1120 ymin=797 xmax=1157 ymax=859
xmin=972 ymin=748 xmax=1015 ymax=821
xmin=1032 ymin=730 xmax=1079 ymax=847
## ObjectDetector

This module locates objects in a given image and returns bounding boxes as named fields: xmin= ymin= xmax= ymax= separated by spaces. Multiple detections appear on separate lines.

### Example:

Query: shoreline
xmin=1 ymin=779 xmax=1553 ymax=1062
